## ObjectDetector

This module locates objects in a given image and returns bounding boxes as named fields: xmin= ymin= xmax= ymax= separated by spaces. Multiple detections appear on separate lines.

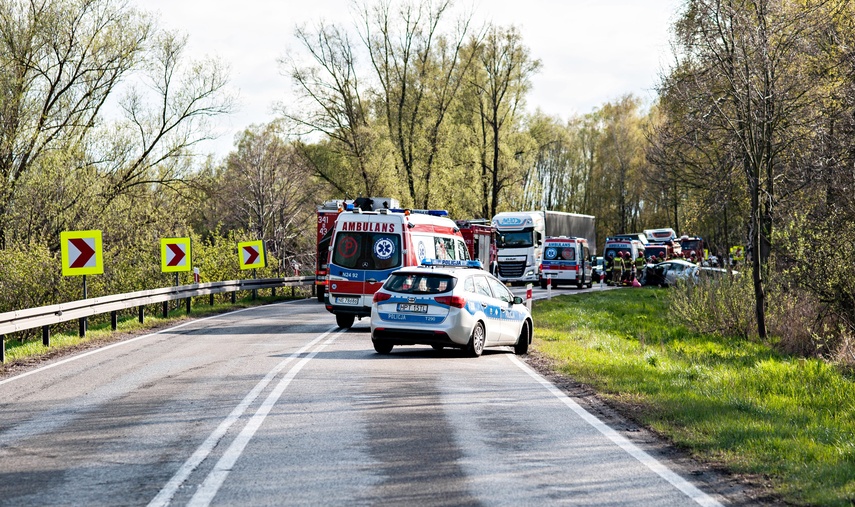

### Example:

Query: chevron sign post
xmin=61 ymin=230 xmax=104 ymax=277
xmin=161 ymin=238 xmax=192 ymax=273
xmin=238 ymin=240 xmax=266 ymax=270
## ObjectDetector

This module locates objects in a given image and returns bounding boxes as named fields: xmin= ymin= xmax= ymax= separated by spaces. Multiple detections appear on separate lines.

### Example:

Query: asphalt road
xmin=0 ymin=298 xmax=724 ymax=506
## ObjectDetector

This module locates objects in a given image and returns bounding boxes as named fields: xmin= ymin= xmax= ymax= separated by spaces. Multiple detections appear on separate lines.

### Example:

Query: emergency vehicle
xmin=538 ymin=236 xmax=593 ymax=289
xmin=455 ymin=219 xmax=497 ymax=273
xmin=316 ymin=197 xmax=399 ymax=303
xmin=603 ymin=237 xmax=647 ymax=285
xmin=325 ymin=207 xmax=470 ymax=329
xmin=679 ymin=235 xmax=706 ymax=260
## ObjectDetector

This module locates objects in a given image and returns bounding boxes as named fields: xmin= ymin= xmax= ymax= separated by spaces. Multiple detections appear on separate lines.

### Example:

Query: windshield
xmin=331 ymin=231 xmax=401 ymax=271
xmin=681 ymin=240 xmax=701 ymax=251
xmin=383 ymin=273 xmax=456 ymax=294
xmin=496 ymin=229 xmax=534 ymax=248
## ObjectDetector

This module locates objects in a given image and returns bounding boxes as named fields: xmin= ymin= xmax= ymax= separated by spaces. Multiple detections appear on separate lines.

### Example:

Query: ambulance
xmin=316 ymin=197 xmax=399 ymax=303
xmin=325 ymin=207 xmax=470 ymax=329
xmin=538 ymin=236 xmax=593 ymax=289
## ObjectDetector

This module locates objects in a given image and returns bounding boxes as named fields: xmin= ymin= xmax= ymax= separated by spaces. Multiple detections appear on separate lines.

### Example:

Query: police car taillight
xmin=434 ymin=295 xmax=466 ymax=308
xmin=373 ymin=292 xmax=392 ymax=304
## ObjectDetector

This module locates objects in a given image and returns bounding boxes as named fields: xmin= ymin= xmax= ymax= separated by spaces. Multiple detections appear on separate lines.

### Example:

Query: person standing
xmin=605 ymin=252 xmax=614 ymax=286
xmin=635 ymin=253 xmax=646 ymax=283
xmin=613 ymin=252 xmax=624 ymax=286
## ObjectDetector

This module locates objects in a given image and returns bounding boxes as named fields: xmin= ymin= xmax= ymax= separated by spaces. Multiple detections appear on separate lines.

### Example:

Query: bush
xmin=668 ymin=268 xmax=756 ymax=338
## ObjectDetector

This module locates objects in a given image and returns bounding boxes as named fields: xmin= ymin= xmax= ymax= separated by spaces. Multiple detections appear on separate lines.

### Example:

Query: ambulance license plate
xmin=335 ymin=297 xmax=359 ymax=305
xmin=397 ymin=303 xmax=428 ymax=313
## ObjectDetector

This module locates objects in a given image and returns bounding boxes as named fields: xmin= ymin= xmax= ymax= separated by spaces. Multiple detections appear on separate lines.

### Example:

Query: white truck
xmin=491 ymin=210 xmax=596 ymax=284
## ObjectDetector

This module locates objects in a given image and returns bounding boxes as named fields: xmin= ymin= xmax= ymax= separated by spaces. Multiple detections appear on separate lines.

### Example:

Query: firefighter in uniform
xmin=610 ymin=252 xmax=620 ymax=286
xmin=615 ymin=251 xmax=626 ymax=285
xmin=635 ymin=253 xmax=645 ymax=283
xmin=605 ymin=253 xmax=614 ymax=286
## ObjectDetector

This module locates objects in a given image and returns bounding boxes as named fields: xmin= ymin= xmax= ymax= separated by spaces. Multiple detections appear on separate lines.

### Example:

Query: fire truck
xmin=454 ymin=219 xmax=496 ymax=273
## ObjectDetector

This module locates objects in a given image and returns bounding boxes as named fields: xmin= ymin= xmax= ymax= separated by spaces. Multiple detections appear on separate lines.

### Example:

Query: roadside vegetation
xmin=533 ymin=288 xmax=855 ymax=507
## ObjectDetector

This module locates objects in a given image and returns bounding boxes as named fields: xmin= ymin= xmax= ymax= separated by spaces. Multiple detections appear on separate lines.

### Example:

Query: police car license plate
xmin=335 ymin=296 xmax=359 ymax=305
xmin=397 ymin=303 xmax=428 ymax=313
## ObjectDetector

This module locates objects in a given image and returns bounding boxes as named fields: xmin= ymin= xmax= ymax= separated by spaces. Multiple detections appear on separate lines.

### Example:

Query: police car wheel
xmin=514 ymin=322 xmax=530 ymax=355
xmin=335 ymin=313 xmax=355 ymax=329
xmin=373 ymin=340 xmax=393 ymax=354
xmin=468 ymin=322 xmax=485 ymax=357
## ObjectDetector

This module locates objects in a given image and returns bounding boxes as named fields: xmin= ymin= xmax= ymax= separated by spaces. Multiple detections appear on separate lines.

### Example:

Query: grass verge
xmin=533 ymin=288 xmax=855 ymax=506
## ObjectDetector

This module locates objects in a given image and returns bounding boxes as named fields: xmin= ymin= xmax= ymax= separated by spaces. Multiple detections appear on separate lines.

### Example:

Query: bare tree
xmin=660 ymin=0 xmax=846 ymax=338
xmin=466 ymin=25 xmax=540 ymax=219
xmin=358 ymin=0 xmax=476 ymax=208
xmin=0 ymin=0 xmax=233 ymax=248
xmin=280 ymin=20 xmax=378 ymax=196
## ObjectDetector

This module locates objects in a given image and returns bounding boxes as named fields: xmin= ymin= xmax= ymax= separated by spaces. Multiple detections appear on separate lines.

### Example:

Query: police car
xmin=370 ymin=259 xmax=533 ymax=357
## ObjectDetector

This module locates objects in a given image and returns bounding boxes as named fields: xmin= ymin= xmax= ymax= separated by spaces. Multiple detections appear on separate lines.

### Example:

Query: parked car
xmin=591 ymin=256 xmax=605 ymax=283
xmin=642 ymin=259 xmax=698 ymax=287
xmin=370 ymin=259 xmax=533 ymax=357
xmin=643 ymin=260 xmax=739 ymax=287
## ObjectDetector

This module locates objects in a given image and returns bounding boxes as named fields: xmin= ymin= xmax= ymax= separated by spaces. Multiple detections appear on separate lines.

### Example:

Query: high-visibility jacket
xmin=635 ymin=256 xmax=645 ymax=270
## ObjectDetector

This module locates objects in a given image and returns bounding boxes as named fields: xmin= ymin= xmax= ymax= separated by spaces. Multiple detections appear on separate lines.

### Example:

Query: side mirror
xmin=513 ymin=296 xmax=524 ymax=305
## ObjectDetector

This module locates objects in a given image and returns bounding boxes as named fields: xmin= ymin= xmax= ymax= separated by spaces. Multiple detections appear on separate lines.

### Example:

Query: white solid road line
xmin=148 ymin=327 xmax=341 ymax=507
xmin=508 ymin=355 xmax=724 ymax=507
xmin=0 ymin=300 xmax=305 ymax=388
xmin=185 ymin=330 xmax=341 ymax=507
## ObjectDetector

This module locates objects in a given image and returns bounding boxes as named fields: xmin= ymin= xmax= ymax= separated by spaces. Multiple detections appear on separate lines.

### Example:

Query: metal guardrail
xmin=0 ymin=276 xmax=315 ymax=362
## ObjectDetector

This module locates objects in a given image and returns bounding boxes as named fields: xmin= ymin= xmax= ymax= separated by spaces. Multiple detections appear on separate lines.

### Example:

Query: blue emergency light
xmin=388 ymin=208 xmax=449 ymax=217
xmin=421 ymin=259 xmax=483 ymax=269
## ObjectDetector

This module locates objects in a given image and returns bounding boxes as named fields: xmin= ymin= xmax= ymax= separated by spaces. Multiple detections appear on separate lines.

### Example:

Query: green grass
xmin=533 ymin=289 xmax=855 ymax=506
xmin=1 ymin=290 xmax=311 ymax=367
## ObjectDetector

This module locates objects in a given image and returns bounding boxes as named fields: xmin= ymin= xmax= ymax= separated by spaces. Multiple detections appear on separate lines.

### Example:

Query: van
xmin=325 ymin=208 xmax=470 ymax=329
xmin=538 ymin=236 xmax=593 ymax=289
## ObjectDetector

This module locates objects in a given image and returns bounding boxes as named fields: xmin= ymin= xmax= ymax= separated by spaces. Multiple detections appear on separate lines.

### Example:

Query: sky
xmin=137 ymin=0 xmax=682 ymax=159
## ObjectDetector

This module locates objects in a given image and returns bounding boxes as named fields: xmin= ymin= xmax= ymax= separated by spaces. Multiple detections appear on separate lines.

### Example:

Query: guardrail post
xmin=42 ymin=325 xmax=50 ymax=347
xmin=1 ymin=335 xmax=5 ymax=363
xmin=138 ymin=306 xmax=144 ymax=323
xmin=111 ymin=311 xmax=118 ymax=331
xmin=231 ymin=291 xmax=236 ymax=304
xmin=209 ymin=293 xmax=214 ymax=306
xmin=291 ymin=286 xmax=295 ymax=298
xmin=79 ymin=275 xmax=88 ymax=338
xmin=185 ymin=297 xmax=191 ymax=314
xmin=162 ymin=301 xmax=168 ymax=318
xmin=272 ymin=287 xmax=276 ymax=297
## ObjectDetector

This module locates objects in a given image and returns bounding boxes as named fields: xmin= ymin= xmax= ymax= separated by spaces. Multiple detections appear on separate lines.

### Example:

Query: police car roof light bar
xmin=421 ymin=259 xmax=484 ymax=269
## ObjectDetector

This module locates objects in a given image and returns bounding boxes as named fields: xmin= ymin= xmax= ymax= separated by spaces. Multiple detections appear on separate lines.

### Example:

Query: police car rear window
xmin=383 ymin=273 xmax=457 ymax=294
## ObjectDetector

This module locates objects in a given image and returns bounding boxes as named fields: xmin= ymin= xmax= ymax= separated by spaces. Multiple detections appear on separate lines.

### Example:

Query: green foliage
xmin=668 ymin=271 xmax=757 ymax=339
xmin=534 ymin=289 xmax=855 ymax=506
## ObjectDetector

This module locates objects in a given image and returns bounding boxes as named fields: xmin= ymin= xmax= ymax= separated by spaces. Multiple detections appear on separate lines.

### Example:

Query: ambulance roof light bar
xmin=388 ymin=208 xmax=449 ymax=217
